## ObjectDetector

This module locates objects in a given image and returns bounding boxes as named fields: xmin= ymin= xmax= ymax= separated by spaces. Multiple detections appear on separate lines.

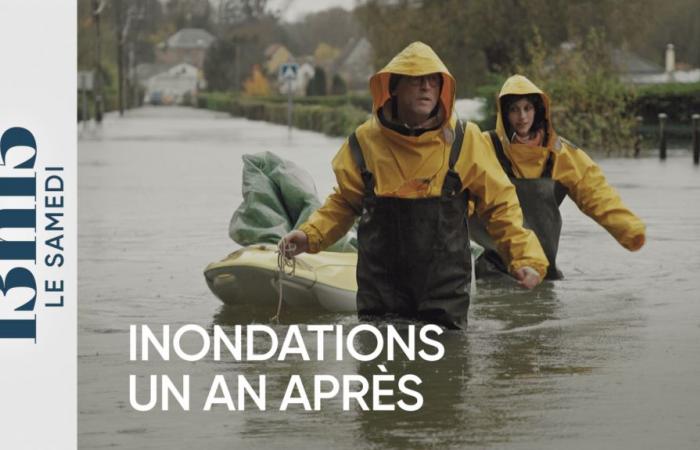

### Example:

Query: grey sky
xmin=267 ymin=0 xmax=358 ymax=22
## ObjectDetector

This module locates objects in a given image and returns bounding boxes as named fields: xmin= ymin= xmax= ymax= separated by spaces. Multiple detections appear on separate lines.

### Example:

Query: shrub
xmin=632 ymin=82 xmax=700 ymax=124
xmin=479 ymin=28 xmax=638 ymax=155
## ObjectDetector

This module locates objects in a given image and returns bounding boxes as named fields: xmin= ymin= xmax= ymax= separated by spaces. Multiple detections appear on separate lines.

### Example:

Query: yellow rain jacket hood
xmin=299 ymin=45 xmax=549 ymax=277
xmin=369 ymin=41 xmax=456 ymax=124
xmin=488 ymin=74 xmax=646 ymax=251
xmin=495 ymin=74 xmax=558 ymax=174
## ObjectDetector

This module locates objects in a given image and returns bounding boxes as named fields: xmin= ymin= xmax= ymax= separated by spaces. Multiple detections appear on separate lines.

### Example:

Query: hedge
xmin=197 ymin=92 xmax=370 ymax=137
xmin=256 ymin=94 xmax=373 ymax=112
xmin=633 ymin=82 xmax=700 ymax=124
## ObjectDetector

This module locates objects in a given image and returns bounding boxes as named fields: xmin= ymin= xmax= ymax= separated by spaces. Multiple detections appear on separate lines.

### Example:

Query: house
xmin=155 ymin=28 xmax=216 ymax=70
xmin=332 ymin=37 xmax=375 ymax=91
xmin=264 ymin=44 xmax=293 ymax=76
xmin=615 ymin=44 xmax=700 ymax=84
xmin=139 ymin=63 xmax=201 ymax=105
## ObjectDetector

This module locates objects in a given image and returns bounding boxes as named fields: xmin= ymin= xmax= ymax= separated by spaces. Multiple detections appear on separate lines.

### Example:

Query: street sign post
xmin=279 ymin=63 xmax=299 ymax=137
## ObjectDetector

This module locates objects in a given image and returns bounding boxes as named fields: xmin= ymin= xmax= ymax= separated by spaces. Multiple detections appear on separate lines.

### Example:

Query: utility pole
xmin=128 ymin=41 xmax=135 ymax=109
xmin=116 ymin=0 xmax=138 ymax=116
xmin=115 ymin=0 xmax=125 ymax=115
xmin=92 ymin=0 xmax=106 ymax=123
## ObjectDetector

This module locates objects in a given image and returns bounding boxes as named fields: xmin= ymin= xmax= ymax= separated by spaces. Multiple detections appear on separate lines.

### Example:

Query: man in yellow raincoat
xmin=469 ymin=74 xmax=646 ymax=280
xmin=281 ymin=43 xmax=548 ymax=329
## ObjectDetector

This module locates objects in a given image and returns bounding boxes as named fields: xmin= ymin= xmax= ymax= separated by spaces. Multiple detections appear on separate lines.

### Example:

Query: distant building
xmin=332 ymin=37 xmax=375 ymax=91
xmin=264 ymin=44 xmax=293 ymax=76
xmin=155 ymin=28 xmax=216 ymax=70
xmin=614 ymin=44 xmax=700 ymax=85
xmin=138 ymin=63 xmax=201 ymax=105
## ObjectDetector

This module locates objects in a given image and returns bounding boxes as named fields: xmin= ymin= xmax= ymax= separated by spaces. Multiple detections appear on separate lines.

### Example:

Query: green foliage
xmin=197 ymin=92 xmax=369 ymax=137
xmin=197 ymin=92 xmax=237 ymax=111
xmin=282 ymin=8 xmax=362 ymax=56
xmin=306 ymin=67 xmax=328 ymax=96
xmin=331 ymin=74 xmax=348 ymax=95
xmin=633 ymin=82 xmax=700 ymax=124
xmin=474 ymin=73 xmax=509 ymax=131
xmin=511 ymin=28 xmax=638 ymax=155
xmin=255 ymin=94 xmax=372 ymax=112
xmin=204 ymin=38 xmax=241 ymax=91
xmin=353 ymin=0 xmax=673 ymax=96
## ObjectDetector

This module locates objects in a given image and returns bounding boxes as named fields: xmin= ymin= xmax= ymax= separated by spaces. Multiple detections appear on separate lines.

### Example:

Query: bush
xmin=255 ymin=94 xmax=373 ymax=112
xmin=306 ymin=66 xmax=328 ymax=96
xmin=197 ymin=92 xmax=369 ymax=137
xmin=632 ymin=82 xmax=700 ymax=124
xmin=331 ymin=74 xmax=348 ymax=95
xmin=198 ymin=92 xmax=237 ymax=112
xmin=478 ymin=28 xmax=638 ymax=155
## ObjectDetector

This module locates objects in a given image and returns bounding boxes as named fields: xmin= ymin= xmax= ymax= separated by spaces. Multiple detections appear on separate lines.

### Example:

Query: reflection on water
xmin=79 ymin=107 xmax=700 ymax=449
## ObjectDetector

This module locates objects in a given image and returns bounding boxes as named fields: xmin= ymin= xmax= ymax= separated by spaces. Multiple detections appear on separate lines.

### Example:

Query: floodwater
xmin=79 ymin=106 xmax=700 ymax=449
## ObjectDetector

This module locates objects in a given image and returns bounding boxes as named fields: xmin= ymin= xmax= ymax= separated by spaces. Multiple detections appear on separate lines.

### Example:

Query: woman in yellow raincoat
xmin=280 ymin=43 xmax=548 ymax=329
xmin=469 ymin=74 xmax=646 ymax=279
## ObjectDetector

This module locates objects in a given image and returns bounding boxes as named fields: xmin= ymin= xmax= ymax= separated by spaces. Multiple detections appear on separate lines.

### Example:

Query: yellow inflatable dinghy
xmin=204 ymin=245 xmax=358 ymax=313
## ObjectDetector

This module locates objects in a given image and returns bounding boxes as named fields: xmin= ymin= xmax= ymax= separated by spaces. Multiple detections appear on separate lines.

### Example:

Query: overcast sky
xmin=267 ymin=0 xmax=358 ymax=22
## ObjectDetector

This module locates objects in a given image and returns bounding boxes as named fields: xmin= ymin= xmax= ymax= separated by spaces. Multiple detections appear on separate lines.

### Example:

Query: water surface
xmin=79 ymin=107 xmax=700 ymax=449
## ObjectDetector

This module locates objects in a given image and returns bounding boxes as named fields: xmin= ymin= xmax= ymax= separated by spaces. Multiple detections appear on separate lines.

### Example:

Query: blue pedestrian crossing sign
xmin=280 ymin=63 xmax=299 ymax=81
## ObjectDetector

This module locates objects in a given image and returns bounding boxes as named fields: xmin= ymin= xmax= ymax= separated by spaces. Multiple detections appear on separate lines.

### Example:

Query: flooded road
xmin=79 ymin=106 xmax=700 ymax=449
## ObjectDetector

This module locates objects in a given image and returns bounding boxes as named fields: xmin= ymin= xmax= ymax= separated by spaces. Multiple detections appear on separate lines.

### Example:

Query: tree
xmin=283 ymin=8 xmax=362 ymax=56
xmin=243 ymin=64 xmax=271 ymax=96
xmin=517 ymin=29 xmax=638 ymax=154
xmin=216 ymin=0 xmax=271 ymax=26
xmin=330 ymin=74 xmax=348 ymax=95
xmin=204 ymin=37 xmax=242 ymax=91
xmin=306 ymin=67 xmax=327 ymax=96
xmin=354 ymin=0 xmax=660 ymax=96
xmin=164 ymin=0 xmax=212 ymax=29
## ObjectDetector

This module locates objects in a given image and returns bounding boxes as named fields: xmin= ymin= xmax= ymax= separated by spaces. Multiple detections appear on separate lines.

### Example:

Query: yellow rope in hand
xmin=271 ymin=237 xmax=296 ymax=323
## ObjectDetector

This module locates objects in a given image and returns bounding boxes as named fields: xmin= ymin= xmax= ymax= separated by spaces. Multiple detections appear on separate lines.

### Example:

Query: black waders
xmin=469 ymin=131 xmax=566 ymax=280
xmin=348 ymin=122 xmax=472 ymax=329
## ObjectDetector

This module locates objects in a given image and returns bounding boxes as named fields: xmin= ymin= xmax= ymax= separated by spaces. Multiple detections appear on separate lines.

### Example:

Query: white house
xmin=143 ymin=63 xmax=201 ymax=105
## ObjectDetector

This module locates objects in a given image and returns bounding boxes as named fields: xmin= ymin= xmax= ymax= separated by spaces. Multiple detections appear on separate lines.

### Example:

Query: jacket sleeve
xmin=298 ymin=140 xmax=364 ymax=253
xmin=459 ymin=123 xmax=549 ymax=278
xmin=554 ymin=142 xmax=646 ymax=251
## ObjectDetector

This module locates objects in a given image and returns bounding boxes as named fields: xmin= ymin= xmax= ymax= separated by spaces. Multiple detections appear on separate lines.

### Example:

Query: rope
xmin=271 ymin=237 xmax=296 ymax=323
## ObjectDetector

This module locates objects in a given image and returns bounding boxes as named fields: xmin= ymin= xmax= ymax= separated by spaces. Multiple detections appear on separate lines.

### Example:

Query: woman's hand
xmin=513 ymin=266 xmax=541 ymax=289
xmin=278 ymin=230 xmax=309 ymax=257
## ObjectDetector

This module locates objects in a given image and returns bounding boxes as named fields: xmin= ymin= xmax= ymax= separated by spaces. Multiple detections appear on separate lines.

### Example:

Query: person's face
xmin=392 ymin=73 xmax=441 ymax=124
xmin=507 ymin=98 xmax=536 ymax=138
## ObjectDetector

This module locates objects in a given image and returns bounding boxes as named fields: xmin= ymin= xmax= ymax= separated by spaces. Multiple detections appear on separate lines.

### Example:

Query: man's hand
xmin=279 ymin=230 xmax=309 ymax=257
xmin=513 ymin=266 xmax=541 ymax=289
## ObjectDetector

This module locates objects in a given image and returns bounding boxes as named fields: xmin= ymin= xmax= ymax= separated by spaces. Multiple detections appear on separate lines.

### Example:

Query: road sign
xmin=280 ymin=63 xmax=299 ymax=81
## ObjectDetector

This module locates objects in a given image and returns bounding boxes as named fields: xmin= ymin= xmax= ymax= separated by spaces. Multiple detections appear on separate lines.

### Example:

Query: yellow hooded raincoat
xmin=488 ymin=75 xmax=646 ymax=251
xmin=298 ymin=43 xmax=549 ymax=277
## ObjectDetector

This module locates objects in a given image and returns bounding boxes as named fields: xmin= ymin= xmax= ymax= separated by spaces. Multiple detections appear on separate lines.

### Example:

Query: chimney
xmin=665 ymin=43 xmax=675 ymax=73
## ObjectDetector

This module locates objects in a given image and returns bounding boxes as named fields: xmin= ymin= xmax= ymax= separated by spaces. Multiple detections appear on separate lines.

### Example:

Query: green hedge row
xmin=633 ymin=82 xmax=700 ymax=124
xmin=197 ymin=92 xmax=370 ymax=137
xmin=255 ymin=94 xmax=373 ymax=112
xmin=197 ymin=92 xmax=235 ymax=112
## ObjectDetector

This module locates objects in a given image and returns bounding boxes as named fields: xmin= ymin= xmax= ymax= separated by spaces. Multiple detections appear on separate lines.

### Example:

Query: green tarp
xmin=229 ymin=152 xmax=357 ymax=252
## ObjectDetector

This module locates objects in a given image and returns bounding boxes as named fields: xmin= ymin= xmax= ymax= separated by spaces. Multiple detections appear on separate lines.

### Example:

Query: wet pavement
xmin=79 ymin=106 xmax=700 ymax=449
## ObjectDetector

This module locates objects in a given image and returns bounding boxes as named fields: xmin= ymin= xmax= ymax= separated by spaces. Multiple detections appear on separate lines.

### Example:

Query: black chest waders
xmin=347 ymin=122 xmax=472 ymax=330
xmin=469 ymin=131 xmax=567 ymax=280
